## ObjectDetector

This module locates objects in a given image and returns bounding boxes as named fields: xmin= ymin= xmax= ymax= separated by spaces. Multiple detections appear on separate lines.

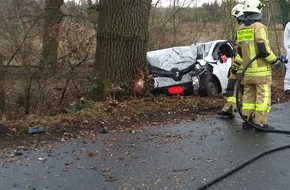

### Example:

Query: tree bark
xmin=0 ymin=65 xmax=5 ymax=113
xmin=41 ymin=0 xmax=64 ymax=71
xmin=93 ymin=0 xmax=152 ymax=100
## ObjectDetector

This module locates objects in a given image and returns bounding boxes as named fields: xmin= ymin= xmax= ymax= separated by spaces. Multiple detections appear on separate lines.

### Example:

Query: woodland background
xmin=0 ymin=0 xmax=289 ymax=127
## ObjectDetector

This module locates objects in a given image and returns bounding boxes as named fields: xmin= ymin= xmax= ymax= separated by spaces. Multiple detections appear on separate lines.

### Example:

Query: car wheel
xmin=200 ymin=74 xmax=219 ymax=96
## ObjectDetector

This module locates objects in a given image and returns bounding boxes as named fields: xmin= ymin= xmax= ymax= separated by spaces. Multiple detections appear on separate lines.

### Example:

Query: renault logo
xmin=175 ymin=71 xmax=180 ymax=77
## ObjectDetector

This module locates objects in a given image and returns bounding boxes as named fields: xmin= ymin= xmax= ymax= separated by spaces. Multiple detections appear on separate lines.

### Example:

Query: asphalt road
xmin=1 ymin=103 xmax=290 ymax=190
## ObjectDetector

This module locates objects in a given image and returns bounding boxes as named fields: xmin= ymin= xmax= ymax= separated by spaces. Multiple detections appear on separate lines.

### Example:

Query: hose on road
xmin=195 ymin=55 xmax=290 ymax=190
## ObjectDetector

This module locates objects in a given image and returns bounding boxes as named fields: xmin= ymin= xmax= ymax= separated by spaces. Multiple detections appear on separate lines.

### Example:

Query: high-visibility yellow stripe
xmin=245 ymin=71 xmax=271 ymax=76
xmin=266 ymin=54 xmax=277 ymax=62
xmin=267 ymin=106 xmax=271 ymax=112
xmin=235 ymin=54 xmax=243 ymax=64
xmin=246 ymin=66 xmax=271 ymax=72
xmin=256 ymin=104 xmax=268 ymax=110
xmin=256 ymin=104 xmax=271 ymax=112
xmin=263 ymin=84 xmax=271 ymax=114
xmin=249 ymin=44 xmax=258 ymax=68
xmin=243 ymin=102 xmax=255 ymax=110
xmin=246 ymin=69 xmax=271 ymax=74
xmin=236 ymin=54 xmax=244 ymax=74
xmin=245 ymin=65 xmax=271 ymax=76
xmin=263 ymin=84 xmax=270 ymax=106
xmin=255 ymin=84 xmax=271 ymax=114
xmin=227 ymin=96 xmax=236 ymax=103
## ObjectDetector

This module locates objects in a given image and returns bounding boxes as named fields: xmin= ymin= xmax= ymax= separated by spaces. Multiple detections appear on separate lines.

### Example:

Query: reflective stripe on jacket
xmin=236 ymin=22 xmax=276 ymax=77
xmin=235 ymin=54 xmax=244 ymax=74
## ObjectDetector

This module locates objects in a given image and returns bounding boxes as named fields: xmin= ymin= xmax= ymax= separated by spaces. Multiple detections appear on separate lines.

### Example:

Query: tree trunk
xmin=0 ymin=66 xmax=5 ymax=113
xmin=41 ymin=0 xmax=64 ymax=71
xmin=223 ymin=0 xmax=235 ymax=40
xmin=278 ymin=0 xmax=289 ymax=29
xmin=92 ymin=0 xmax=152 ymax=101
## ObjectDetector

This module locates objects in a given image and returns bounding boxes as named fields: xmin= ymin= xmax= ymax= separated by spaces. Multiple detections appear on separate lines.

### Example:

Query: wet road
xmin=1 ymin=103 xmax=290 ymax=190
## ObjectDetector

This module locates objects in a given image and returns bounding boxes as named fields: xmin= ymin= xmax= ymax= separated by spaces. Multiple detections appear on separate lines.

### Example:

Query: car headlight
xmin=192 ymin=76 xmax=199 ymax=86
xmin=194 ymin=62 xmax=202 ymax=70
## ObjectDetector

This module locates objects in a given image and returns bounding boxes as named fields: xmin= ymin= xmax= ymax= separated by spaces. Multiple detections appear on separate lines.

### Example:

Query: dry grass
xmin=2 ymin=72 xmax=288 ymax=148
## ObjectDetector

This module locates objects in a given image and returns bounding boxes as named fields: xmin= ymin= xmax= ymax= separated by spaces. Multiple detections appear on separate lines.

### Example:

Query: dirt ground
xmin=0 ymin=74 xmax=289 ymax=150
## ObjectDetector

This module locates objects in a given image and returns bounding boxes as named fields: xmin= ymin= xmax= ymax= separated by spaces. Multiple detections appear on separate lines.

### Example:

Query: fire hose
xmin=235 ymin=56 xmax=290 ymax=133
xmin=195 ymin=56 xmax=290 ymax=190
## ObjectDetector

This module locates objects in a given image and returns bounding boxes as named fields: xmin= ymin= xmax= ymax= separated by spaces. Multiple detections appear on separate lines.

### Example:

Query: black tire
xmin=200 ymin=74 xmax=219 ymax=96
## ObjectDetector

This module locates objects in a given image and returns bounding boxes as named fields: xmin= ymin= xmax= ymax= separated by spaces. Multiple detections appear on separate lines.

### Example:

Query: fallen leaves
xmin=87 ymin=151 xmax=95 ymax=157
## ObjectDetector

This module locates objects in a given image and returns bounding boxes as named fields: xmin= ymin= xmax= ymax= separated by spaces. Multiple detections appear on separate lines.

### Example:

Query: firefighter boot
xmin=216 ymin=111 xmax=234 ymax=119
xmin=242 ymin=116 xmax=254 ymax=129
xmin=217 ymin=106 xmax=234 ymax=119
xmin=254 ymin=124 xmax=275 ymax=132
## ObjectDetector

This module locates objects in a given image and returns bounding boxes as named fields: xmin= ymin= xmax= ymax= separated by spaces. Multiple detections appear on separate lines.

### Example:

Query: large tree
xmin=41 ymin=0 xmax=64 ymax=71
xmin=92 ymin=0 xmax=152 ymax=100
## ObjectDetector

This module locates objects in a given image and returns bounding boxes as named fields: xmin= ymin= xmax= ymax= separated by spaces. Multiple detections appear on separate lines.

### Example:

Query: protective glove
xmin=280 ymin=54 xmax=288 ymax=63
xmin=271 ymin=58 xmax=283 ymax=71
xmin=220 ymin=55 xmax=227 ymax=63
xmin=230 ymin=65 xmax=239 ymax=74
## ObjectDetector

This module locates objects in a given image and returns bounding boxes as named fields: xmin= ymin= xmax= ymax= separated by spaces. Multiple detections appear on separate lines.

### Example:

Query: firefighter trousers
xmin=242 ymin=82 xmax=271 ymax=124
xmin=222 ymin=76 xmax=243 ymax=114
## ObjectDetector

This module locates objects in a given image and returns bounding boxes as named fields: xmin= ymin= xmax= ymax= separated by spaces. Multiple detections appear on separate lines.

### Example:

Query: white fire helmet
xmin=231 ymin=4 xmax=244 ymax=18
xmin=243 ymin=0 xmax=264 ymax=13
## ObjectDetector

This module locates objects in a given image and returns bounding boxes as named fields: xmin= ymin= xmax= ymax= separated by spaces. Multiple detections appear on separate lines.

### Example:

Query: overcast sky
xmin=152 ymin=0 xmax=217 ymax=7
xmin=64 ymin=0 xmax=247 ymax=8
xmin=65 ymin=0 xmax=217 ymax=7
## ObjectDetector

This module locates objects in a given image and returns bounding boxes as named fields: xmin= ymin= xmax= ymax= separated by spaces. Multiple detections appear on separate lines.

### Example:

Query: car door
xmin=209 ymin=41 xmax=234 ymax=94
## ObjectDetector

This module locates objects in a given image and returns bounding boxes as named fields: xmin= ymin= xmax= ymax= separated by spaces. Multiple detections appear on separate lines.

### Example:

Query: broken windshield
xmin=196 ymin=41 xmax=214 ymax=59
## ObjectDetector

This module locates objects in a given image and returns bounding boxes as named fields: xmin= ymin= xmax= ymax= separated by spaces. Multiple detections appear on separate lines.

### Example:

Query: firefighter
xmin=284 ymin=21 xmax=290 ymax=94
xmin=217 ymin=4 xmax=245 ymax=119
xmin=233 ymin=0 xmax=283 ymax=130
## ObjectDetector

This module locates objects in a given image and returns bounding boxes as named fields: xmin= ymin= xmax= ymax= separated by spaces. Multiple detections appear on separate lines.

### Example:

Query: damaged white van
xmin=146 ymin=40 xmax=234 ymax=96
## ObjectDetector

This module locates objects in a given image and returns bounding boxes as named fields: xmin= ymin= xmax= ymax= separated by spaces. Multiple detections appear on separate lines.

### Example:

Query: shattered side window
xmin=196 ymin=41 xmax=213 ymax=59
xmin=196 ymin=44 xmax=205 ymax=59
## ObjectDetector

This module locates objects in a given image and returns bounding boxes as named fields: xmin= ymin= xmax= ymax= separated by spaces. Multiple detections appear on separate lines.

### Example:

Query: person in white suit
xmin=284 ymin=22 xmax=290 ymax=94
